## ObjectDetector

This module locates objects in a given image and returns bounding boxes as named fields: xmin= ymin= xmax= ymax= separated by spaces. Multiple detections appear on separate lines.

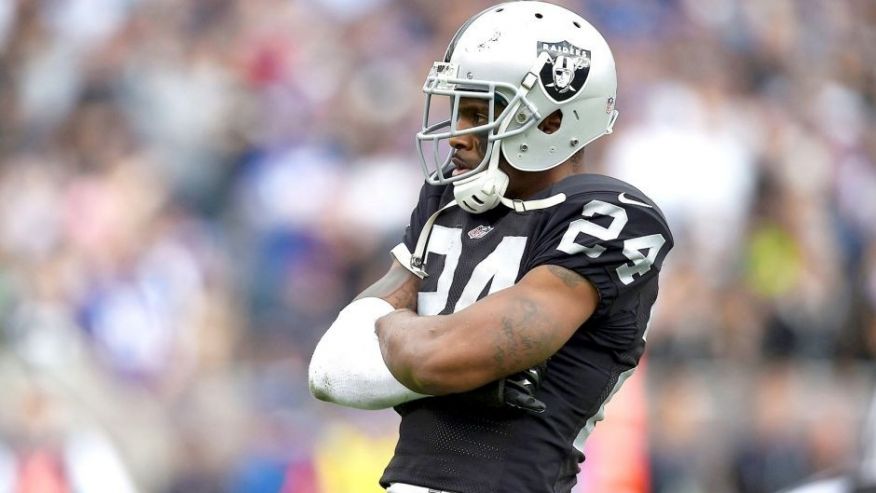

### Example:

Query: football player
xmin=309 ymin=2 xmax=674 ymax=491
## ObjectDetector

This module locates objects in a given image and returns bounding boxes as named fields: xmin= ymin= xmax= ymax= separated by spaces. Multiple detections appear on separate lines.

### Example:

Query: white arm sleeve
xmin=308 ymin=297 xmax=429 ymax=410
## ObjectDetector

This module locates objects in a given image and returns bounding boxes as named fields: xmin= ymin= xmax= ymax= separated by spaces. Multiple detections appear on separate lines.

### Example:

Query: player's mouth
xmin=451 ymin=156 xmax=474 ymax=176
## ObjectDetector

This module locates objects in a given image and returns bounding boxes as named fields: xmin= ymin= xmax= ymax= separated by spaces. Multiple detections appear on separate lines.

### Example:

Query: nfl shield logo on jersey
xmin=537 ymin=40 xmax=591 ymax=102
xmin=467 ymin=225 xmax=494 ymax=239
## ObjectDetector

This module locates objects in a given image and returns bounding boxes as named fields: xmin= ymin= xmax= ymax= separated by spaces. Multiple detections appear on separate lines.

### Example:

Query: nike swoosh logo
xmin=618 ymin=193 xmax=652 ymax=208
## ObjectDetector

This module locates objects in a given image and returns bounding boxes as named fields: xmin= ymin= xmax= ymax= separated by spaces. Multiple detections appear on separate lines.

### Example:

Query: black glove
xmin=456 ymin=362 xmax=548 ymax=415
xmin=501 ymin=364 xmax=547 ymax=414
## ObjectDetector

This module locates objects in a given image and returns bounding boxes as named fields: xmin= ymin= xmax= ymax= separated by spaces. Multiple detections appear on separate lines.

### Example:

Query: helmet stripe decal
xmin=443 ymin=5 xmax=499 ymax=62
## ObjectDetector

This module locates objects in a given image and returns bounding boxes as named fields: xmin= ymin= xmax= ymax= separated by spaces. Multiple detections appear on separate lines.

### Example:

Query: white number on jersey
xmin=418 ymin=226 xmax=527 ymax=316
xmin=558 ymin=200 xmax=627 ymax=258
xmin=616 ymin=234 xmax=666 ymax=285
xmin=557 ymin=200 xmax=666 ymax=285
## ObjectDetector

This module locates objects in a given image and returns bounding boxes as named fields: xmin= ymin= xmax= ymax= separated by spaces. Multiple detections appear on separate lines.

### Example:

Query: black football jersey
xmin=380 ymin=174 xmax=673 ymax=493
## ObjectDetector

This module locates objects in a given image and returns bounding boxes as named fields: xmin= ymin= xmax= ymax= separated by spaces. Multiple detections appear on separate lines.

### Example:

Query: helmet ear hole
xmin=537 ymin=110 xmax=563 ymax=135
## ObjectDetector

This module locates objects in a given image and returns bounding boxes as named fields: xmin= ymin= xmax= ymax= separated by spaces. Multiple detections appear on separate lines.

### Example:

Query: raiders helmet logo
xmin=537 ymin=41 xmax=591 ymax=103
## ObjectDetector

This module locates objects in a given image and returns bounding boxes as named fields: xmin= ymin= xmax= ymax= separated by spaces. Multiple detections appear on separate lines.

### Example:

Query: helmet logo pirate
xmin=537 ymin=41 xmax=591 ymax=102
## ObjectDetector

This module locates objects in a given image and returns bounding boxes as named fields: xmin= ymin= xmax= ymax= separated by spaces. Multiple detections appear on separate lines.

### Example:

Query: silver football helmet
xmin=416 ymin=1 xmax=619 ymax=214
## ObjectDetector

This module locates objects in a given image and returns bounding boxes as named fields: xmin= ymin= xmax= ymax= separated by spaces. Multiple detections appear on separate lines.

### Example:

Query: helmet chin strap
xmin=452 ymin=141 xmax=510 ymax=214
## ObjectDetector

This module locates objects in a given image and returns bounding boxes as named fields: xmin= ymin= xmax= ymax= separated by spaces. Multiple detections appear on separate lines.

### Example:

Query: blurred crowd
xmin=0 ymin=0 xmax=873 ymax=492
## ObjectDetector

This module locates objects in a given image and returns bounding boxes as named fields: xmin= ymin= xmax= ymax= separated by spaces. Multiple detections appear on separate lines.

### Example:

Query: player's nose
xmin=449 ymin=125 xmax=475 ymax=151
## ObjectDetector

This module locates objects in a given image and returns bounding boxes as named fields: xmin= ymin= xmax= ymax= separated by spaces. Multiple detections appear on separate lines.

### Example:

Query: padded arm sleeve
xmin=308 ymin=297 xmax=429 ymax=410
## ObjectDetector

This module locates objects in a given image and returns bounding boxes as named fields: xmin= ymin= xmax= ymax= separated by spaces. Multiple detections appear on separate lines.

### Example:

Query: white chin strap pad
xmin=453 ymin=167 xmax=510 ymax=214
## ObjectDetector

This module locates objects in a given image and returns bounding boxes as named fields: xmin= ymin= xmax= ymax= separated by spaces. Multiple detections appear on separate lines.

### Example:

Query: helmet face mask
xmin=415 ymin=1 xmax=619 ymax=212
xmin=416 ymin=62 xmax=541 ymax=185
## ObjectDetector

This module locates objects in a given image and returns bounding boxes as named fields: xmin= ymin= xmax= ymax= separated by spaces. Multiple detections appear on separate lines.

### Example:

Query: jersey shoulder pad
xmin=552 ymin=173 xmax=663 ymax=211
xmin=527 ymin=175 xmax=673 ymax=305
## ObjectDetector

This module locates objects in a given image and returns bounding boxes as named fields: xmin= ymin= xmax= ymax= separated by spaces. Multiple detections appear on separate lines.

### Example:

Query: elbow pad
xmin=308 ymin=297 xmax=429 ymax=409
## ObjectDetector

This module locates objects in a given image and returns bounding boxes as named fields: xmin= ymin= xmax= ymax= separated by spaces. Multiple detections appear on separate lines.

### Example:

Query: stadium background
xmin=0 ymin=0 xmax=874 ymax=491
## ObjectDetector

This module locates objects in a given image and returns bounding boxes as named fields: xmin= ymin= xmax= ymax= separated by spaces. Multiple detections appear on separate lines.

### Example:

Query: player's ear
xmin=538 ymin=110 xmax=563 ymax=135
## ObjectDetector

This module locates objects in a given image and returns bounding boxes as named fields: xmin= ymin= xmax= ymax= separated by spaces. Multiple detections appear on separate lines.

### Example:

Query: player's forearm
xmin=307 ymin=259 xmax=424 ymax=409
xmin=308 ymin=298 xmax=429 ymax=409
xmin=376 ymin=290 xmax=561 ymax=395
xmin=376 ymin=309 xmax=467 ymax=395
xmin=375 ymin=264 xmax=599 ymax=399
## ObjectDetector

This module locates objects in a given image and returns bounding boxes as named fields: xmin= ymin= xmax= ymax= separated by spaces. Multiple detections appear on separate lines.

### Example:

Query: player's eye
xmin=473 ymin=113 xmax=488 ymax=125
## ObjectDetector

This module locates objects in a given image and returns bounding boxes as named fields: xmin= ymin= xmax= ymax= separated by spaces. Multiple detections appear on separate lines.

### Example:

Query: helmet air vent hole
xmin=535 ymin=13 xmax=543 ymax=19
xmin=537 ymin=109 xmax=563 ymax=135
xmin=573 ymin=21 xmax=581 ymax=28
xmin=496 ymin=8 xmax=503 ymax=12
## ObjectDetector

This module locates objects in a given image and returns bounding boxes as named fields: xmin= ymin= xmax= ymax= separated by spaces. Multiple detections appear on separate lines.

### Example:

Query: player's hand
xmin=500 ymin=364 xmax=547 ymax=414
xmin=456 ymin=362 xmax=548 ymax=415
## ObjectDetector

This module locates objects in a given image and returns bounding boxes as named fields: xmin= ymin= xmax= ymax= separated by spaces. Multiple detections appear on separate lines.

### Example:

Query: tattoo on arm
xmin=356 ymin=263 xmax=420 ymax=310
xmin=489 ymin=267 xmax=595 ymax=376
xmin=546 ymin=264 xmax=588 ymax=289
xmin=492 ymin=298 xmax=554 ymax=375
